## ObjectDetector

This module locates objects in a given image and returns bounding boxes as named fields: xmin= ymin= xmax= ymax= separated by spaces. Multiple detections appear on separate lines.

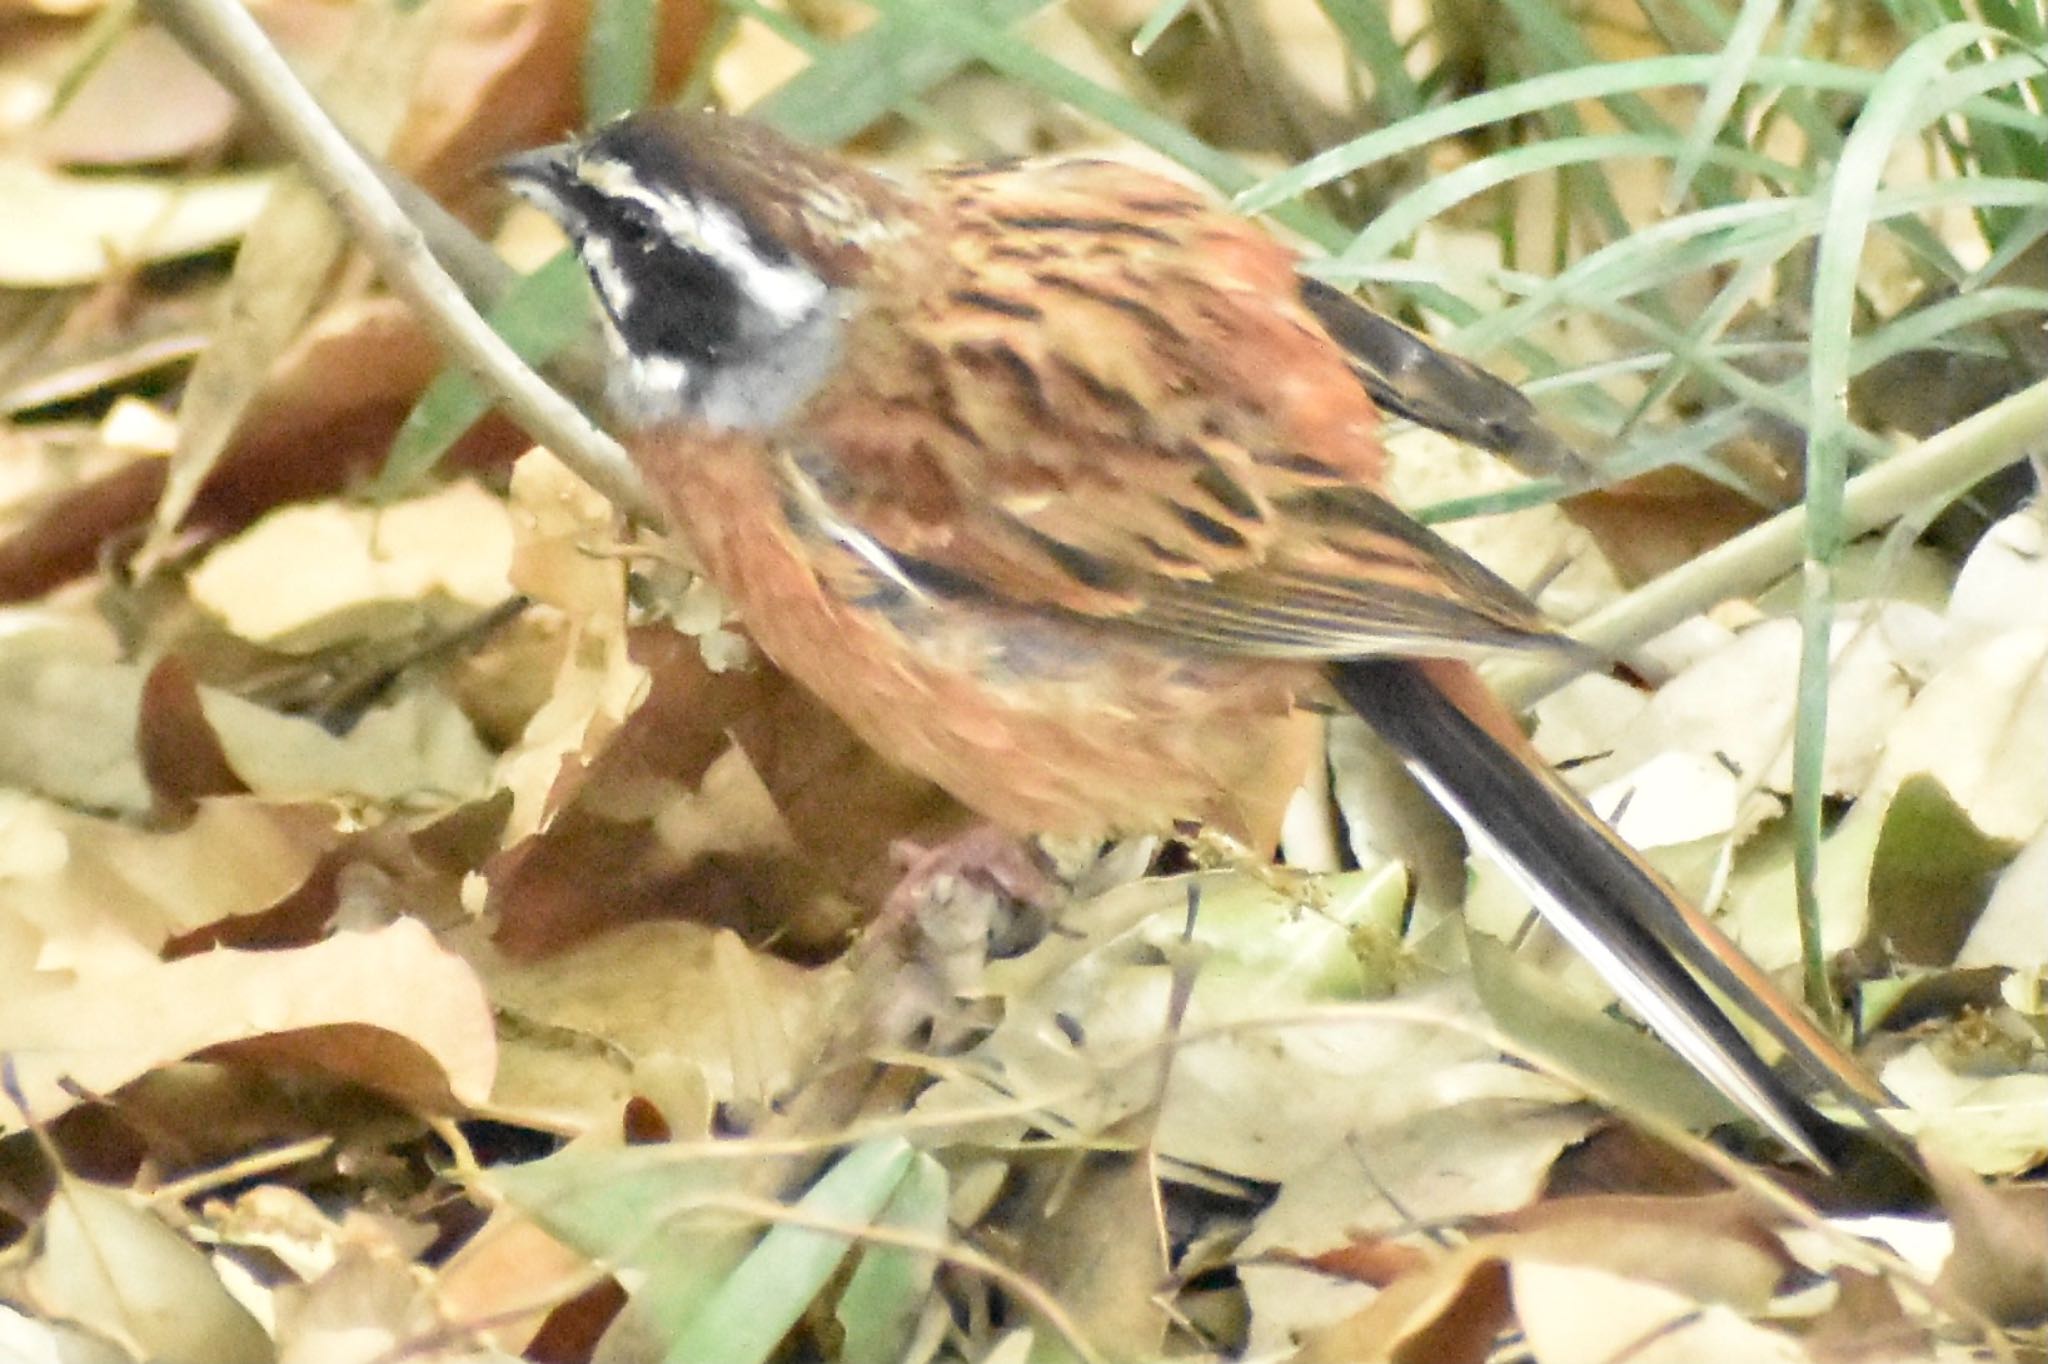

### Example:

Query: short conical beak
xmin=495 ymin=142 xmax=577 ymax=213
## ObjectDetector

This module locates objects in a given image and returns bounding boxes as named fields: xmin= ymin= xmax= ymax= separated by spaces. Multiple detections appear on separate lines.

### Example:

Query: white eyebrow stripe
xmin=587 ymin=158 xmax=828 ymax=327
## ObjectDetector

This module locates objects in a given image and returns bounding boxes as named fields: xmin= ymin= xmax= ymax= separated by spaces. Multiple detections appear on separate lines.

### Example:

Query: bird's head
xmin=499 ymin=109 xmax=911 ymax=430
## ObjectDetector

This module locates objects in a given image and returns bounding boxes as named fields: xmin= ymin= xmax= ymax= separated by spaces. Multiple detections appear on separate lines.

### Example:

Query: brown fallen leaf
xmin=1798 ymin=1269 xmax=1932 ymax=1364
xmin=0 ymin=792 xmax=337 ymax=975
xmin=394 ymin=0 xmax=717 ymax=218
xmin=0 ymin=298 xmax=523 ymax=605
xmin=1293 ymin=1193 xmax=1794 ymax=1364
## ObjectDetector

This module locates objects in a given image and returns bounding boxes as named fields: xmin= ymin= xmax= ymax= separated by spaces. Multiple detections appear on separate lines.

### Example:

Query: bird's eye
xmin=612 ymin=205 xmax=661 ymax=250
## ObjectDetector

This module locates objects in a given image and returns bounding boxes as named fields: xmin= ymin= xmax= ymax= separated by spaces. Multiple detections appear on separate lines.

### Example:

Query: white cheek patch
xmin=607 ymin=341 xmax=694 ymax=426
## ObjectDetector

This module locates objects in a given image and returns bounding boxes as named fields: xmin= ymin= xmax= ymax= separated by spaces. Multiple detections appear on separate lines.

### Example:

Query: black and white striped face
xmin=501 ymin=113 xmax=847 ymax=432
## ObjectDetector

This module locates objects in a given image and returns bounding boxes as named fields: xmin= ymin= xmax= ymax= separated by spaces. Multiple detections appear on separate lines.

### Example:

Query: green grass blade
xmin=1794 ymin=20 xmax=1999 ymax=1019
xmin=662 ymin=1139 xmax=917 ymax=1364
xmin=584 ymin=0 xmax=657 ymax=124
xmin=371 ymin=250 xmax=593 ymax=498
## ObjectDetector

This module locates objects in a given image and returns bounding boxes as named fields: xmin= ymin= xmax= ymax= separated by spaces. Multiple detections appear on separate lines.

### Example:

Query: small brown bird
xmin=502 ymin=109 xmax=1889 ymax=1168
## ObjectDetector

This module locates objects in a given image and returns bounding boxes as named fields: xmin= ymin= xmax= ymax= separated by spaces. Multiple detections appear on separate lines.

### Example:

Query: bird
xmin=498 ymin=108 xmax=1896 ymax=1171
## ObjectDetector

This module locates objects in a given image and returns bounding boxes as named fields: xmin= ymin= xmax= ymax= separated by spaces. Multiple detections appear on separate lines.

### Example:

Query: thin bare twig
xmin=1499 ymin=372 xmax=2048 ymax=706
xmin=141 ymin=0 xmax=663 ymax=526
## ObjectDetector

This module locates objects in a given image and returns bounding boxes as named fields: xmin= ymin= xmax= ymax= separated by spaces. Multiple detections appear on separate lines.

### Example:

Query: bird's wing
xmin=797 ymin=158 xmax=1571 ymax=662
xmin=1296 ymin=277 xmax=1595 ymax=484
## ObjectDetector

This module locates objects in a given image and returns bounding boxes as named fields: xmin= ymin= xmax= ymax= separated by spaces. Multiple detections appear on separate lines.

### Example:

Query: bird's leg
xmin=821 ymin=825 xmax=1066 ymax=1054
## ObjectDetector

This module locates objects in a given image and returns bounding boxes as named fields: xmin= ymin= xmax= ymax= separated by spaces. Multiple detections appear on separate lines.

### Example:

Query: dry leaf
xmin=463 ymin=921 xmax=825 ymax=1133
xmin=139 ymin=0 xmax=446 ymax=561
xmin=1515 ymin=1262 xmax=1812 ymax=1364
xmin=187 ymin=480 xmax=515 ymax=653
xmin=1569 ymin=609 xmax=1934 ymax=802
xmin=0 ymin=918 xmax=495 ymax=1133
xmin=1926 ymin=1152 xmax=2048 ymax=1325
xmin=1948 ymin=507 xmax=2048 ymax=643
xmin=1869 ymin=628 xmax=2048 ymax=843
xmin=1959 ymin=825 xmax=2048 ymax=969
xmin=0 ymin=621 xmax=493 ymax=815
xmin=393 ymin=0 xmax=717 ymax=216
xmin=0 ymin=1303 xmax=130 ymax=1364
xmin=0 ymin=160 xmax=274 ymax=288
xmin=23 ymin=1179 xmax=271 ymax=1364
xmin=31 ymin=25 xmax=238 ymax=166
xmin=0 ymin=791 xmax=336 ymax=976
xmin=1880 ymin=1044 xmax=2048 ymax=1176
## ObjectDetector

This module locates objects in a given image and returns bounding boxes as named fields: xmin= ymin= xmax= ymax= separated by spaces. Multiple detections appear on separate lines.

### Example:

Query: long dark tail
xmin=1329 ymin=656 xmax=1894 ymax=1171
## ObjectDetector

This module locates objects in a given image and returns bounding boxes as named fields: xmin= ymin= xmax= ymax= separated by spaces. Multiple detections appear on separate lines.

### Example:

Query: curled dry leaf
xmin=0 ymin=791 xmax=337 ymax=977
xmin=492 ymin=449 xmax=640 ymax=845
xmin=0 ymin=918 xmax=495 ymax=1134
xmin=187 ymin=479 xmax=515 ymax=654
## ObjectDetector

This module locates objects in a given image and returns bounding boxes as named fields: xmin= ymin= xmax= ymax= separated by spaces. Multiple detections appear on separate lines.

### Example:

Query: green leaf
xmin=662 ymin=1138 xmax=918 ymax=1364
xmin=584 ymin=0 xmax=658 ymax=124
xmin=836 ymin=1152 xmax=949 ymax=1364
xmin=371 ymin=250 xmax=593 ymax=498
xmin=1868 ymin=775 xmax=2021 ymax=967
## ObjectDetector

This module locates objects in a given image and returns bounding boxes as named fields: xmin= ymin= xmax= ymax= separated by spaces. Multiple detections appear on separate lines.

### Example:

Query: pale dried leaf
xmin=1948 ymin=507 xmax=2048 ymax=643
xmin=0 ymin=1301 xmax=130 ymax=1364
xmin=187 ymin=481 xmax=516 ymax=653
xmin=0 ymin=623 xmax=492 ymax=814
xmin=1570 ymin=610 xmax=1933 ymax=801
xmin=1241 ymin=1100 xmax=1593 ymax=1270
xmin=1880 ymin=1044 xmax=2048 ymax=1176
xmin=464 ymin=921 xmax=824 ymax=1133
xmin=27 ymin=1181 xmax=271 ymax=1364
xmin=495 ymin=451 xmax=642 ymax=841
xmin=141 ymin=0 xmax=448 ymax=559
xmin=1959 ymin=825 xmax=2048 ymax=969
xmin=276 ymin=1239 xmax=520 ymax=1364
xmin=32 ymin=25 xmax=237 ymax=166
xmin=0 ymin=160 xmax=275 ymax=287
xmin=1719 ymin=794 xmax=1889 ymax=973
xmin=0 ymin=792 xmax=336 ymax=976
xmin=1870 ymin=628 xmax=2048 ymax=842
xmin=1515 ymin=1263 xmax=1811 ymax=1364
xmin=0 ymin=918 xmax=495 ymax=1132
